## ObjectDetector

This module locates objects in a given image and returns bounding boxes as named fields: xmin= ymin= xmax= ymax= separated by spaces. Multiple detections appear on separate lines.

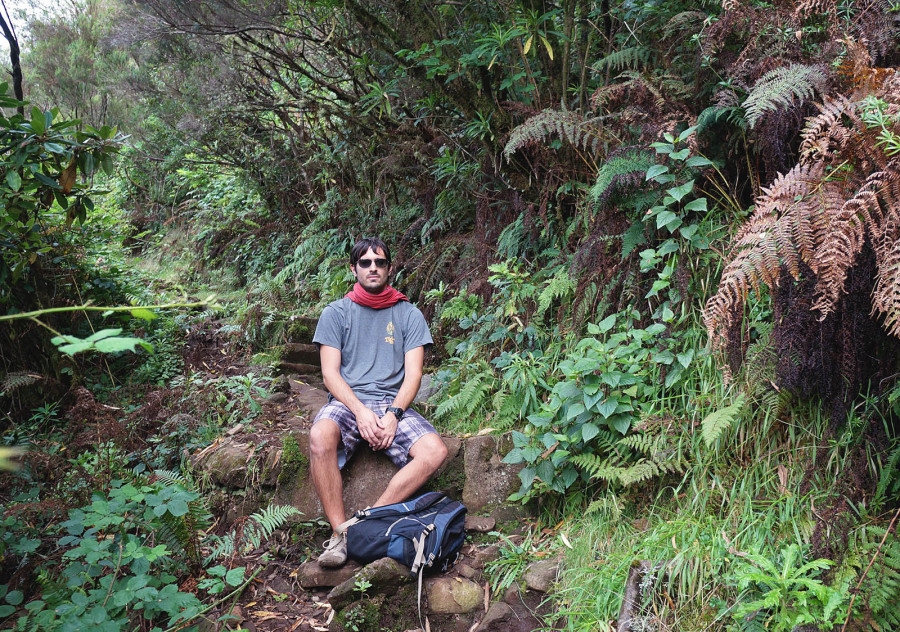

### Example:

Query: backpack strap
xmin=337 ymin=510 xmax=368 ymax=533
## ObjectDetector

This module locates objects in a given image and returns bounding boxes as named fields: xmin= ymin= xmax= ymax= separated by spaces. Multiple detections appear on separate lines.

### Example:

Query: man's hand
xmin=372 ymin=412 xmax=399 ymax=451
xmin=354 ymin=407 xmax=382 ymax=447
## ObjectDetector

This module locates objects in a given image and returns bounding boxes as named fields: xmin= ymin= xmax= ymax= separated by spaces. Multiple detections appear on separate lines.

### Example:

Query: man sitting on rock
xmin=310 ymin=236 xmax=448 ymax=568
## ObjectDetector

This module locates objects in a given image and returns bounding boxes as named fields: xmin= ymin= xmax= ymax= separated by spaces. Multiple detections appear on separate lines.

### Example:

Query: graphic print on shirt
xmin=385 ymin=321 xmax=395 ymax=345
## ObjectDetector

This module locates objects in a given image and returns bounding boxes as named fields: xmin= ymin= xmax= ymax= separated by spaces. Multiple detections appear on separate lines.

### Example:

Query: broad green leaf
xmin=502 ymin=448 xmax=524 ymax=464
xmin=85 ymin=328 xmax=122 ymax=342
xmin=597 ymin=314 xmax=616 ymax=333
xmin=656 ymin=210 xmax=681 ymax=231
xmin=581 ymin=422 xmax=600 ymax=442
xmin=685 ymin=155 xmax=714 ymax=168
xmin=93 ymin=337 xmax=145 ymax=354
xmin=58 ymin=341 xmax=94 ymax=355
xmin=670 ymin=148 xmax=690 ymax=160
xmin=667 ymin=179 xmax=694 ymax=202
xmin=645 ymin=164 xmax=668 ymax=180
xmin=225 ymin=567 xmax=246 ymax=586
xmin=683 ymin=197 xmax=708 ymax=212
xmin=5 ymin=170 xmax=21 ymax=191
xmin=30 ymin=108 xmax=46 ymax=134
xmin=597 ymin=399 xmax=617 ymax=418
xmin=607 ymin=414 xmax=631 ymax=435
xmin=566 ymin=402 xmax=586 ymax=420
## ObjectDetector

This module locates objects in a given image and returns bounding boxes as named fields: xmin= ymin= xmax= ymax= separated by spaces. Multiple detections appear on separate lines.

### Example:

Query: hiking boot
xmin=318 ymin=531 xmax=347 ymax=568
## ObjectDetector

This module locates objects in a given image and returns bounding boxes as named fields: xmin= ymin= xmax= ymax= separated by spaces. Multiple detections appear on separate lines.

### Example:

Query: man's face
xmin=351 ymin=246 xmax=392 ymax=293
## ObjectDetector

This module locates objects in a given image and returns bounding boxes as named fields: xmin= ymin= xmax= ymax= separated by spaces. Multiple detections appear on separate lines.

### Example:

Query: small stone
xmin=425 ymin=576 xmax=484 ymax=614
xmin=266 ymin=392 xmax=290 ymax=404
xmin=475 ymin=601 xmax=513 ymax=631
xmin=227 ymin=424 xmax=243 ymax=436
xmin=297 ymin=560 xmax=362 ymax=589
xmin=271 ymin=375 xmax=292 ymax=393
xmin=464 ymin=515 xmax=495 ymax=533
xmin=456 ymin=563 xmax=479 ymax=580
xmin=523 ymin=558 xmax=559 ymax=593
xmin=470 ymin=544 xmax=500 ymax=569
xmin=503 ymin=582 xmax=522 ymax=605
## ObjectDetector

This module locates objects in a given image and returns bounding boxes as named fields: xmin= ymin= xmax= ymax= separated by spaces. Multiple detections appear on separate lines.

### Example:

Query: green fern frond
xmin=504 ymin=108 xmax=606 ymax=160
xmin=206 ymin=504 xmax=301 ymax=562
xmin=701 ymin=394 xmax=747 ymax=447
xmin=617 ymin=433 xmax=656 ymax=455
xmin=537 ymin=268 xmax=575 ymax=316
xmin=617 ymin=459 xmax=660 ymax=486
xmin=593 ymin=46 xmax=652 ymax=73
xmin=875 ymin=441 xmax=900 ymax=505
xmin=743 ymin=64 xmax=828 ymax=128
xmin=435 ymin=366 xmax=495 ymax=420
xmin=848 ymin=522 xmax=900 ymax=628
xmin=590 ymin=150 xmax=655 ymax=205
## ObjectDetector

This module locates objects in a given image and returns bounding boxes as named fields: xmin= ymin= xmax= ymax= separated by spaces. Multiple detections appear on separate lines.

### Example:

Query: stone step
xmin=273 ymin=361 xmax=320 ymax=376
xmin=281 ymin=342 xmax=319 ymax=365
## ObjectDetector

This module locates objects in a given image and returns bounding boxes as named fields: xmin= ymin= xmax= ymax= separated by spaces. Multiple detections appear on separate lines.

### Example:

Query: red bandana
xmin=346 ymin=283 xmax=408 ymax=309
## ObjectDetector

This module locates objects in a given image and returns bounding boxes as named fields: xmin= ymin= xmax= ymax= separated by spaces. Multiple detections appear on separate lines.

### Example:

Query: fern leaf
xmin=0 ymin=371 xmax=42 ymax=396
xmin=504 ymin=109 xmax=605 ymax=160
xmin=701 ymin=394 xmax=746 ymax=447
xmin=593 ymin=46 xmax=651 ymax=73
xmin=537 ymin=269 xmax=575 ymax=316
xmin=590 ymin=149 xmax=655 ymax=208
xmin=743 ymin=64 xmax=829 ymax=128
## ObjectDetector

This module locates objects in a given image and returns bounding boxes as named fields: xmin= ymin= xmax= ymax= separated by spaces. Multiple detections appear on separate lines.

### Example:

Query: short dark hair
xmin=350 ymin=237 xmax=391 ymax=266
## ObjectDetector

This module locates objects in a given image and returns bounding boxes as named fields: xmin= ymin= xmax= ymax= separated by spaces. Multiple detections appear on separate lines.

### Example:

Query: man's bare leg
xmin=309 ymin=419 xmax=346 ymax=531
xmin=373 ymin=433 xmax=448 ymax=507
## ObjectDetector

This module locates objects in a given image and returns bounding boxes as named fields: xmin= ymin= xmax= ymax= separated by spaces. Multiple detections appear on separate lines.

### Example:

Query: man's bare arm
xmin=319 ymin=344 xmax=381 ymax=446
xmin=372 ymin=346 xmax=425 ymax=450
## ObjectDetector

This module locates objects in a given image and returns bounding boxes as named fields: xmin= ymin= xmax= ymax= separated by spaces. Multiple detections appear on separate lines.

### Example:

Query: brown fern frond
xmin=705 ymin=164 xmax=825 ymax=345
xmin=503 ymin=108 xmax=605 ymax=160
xmin=812 ymin=172 xmax=890 ymax=317
xmin=870 ymin=164 xmax=900 ymax=333
xmin=800 ymin=95 xmax=852 ymax=162
xmin=793 ymin=0 xmax=835 ymax=19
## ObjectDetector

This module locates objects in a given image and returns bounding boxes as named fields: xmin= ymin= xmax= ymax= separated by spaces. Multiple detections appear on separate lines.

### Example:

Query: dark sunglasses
xmin=356 ymin=258 xmax=389 ymax=269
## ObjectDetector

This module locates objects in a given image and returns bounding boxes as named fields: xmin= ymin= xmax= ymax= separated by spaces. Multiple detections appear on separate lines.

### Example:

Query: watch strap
xmin=386 ymin=406 xmax=405 ymax=419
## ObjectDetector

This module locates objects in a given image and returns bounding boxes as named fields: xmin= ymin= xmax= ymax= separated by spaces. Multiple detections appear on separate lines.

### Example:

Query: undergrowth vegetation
xmin=2 ymin=0 xmax=900 ymax=629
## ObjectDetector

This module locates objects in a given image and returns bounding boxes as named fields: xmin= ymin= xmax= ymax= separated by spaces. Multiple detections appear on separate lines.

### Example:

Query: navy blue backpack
xmin=342 ymin=492 xmax=467 ymax=576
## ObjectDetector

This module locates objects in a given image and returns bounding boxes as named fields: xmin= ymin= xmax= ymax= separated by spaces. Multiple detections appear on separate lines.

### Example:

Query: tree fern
xmin=701 ymin=394 xmax=746 ymax=447
xmin=743 ymin=63 xmax=828 ymax=128
xmin=504 ymin=108 xmax=606 ymax=160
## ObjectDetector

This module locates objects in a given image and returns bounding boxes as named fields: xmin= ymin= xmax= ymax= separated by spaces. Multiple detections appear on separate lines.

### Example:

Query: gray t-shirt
xmin=313 ymin=297 xmax=433 ymax=400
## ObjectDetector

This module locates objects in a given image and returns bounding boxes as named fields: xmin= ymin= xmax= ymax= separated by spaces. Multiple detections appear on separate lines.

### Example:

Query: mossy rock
xmin=276 ymin=433 xmax=309 ymax=487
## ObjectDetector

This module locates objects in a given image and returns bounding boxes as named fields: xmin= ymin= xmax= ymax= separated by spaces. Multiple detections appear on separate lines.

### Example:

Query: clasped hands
xmin=356 ymin=407 xmax=398 ymax=451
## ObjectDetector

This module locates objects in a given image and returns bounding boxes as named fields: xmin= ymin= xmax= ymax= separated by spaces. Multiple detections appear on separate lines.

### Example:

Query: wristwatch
xmin=386 ymin=406 xmax=405 ymax=419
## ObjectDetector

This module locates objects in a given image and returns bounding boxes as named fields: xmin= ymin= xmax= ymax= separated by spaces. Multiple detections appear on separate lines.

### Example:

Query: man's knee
xmin=411 ymin=433 xmax=448 ymax=471
xmin=309 ymin=420 xmax=340 ymax=460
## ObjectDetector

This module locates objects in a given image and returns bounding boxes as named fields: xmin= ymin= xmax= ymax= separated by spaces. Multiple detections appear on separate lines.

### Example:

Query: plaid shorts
xmin=313 ymin=399 xmax=438 ymax=469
